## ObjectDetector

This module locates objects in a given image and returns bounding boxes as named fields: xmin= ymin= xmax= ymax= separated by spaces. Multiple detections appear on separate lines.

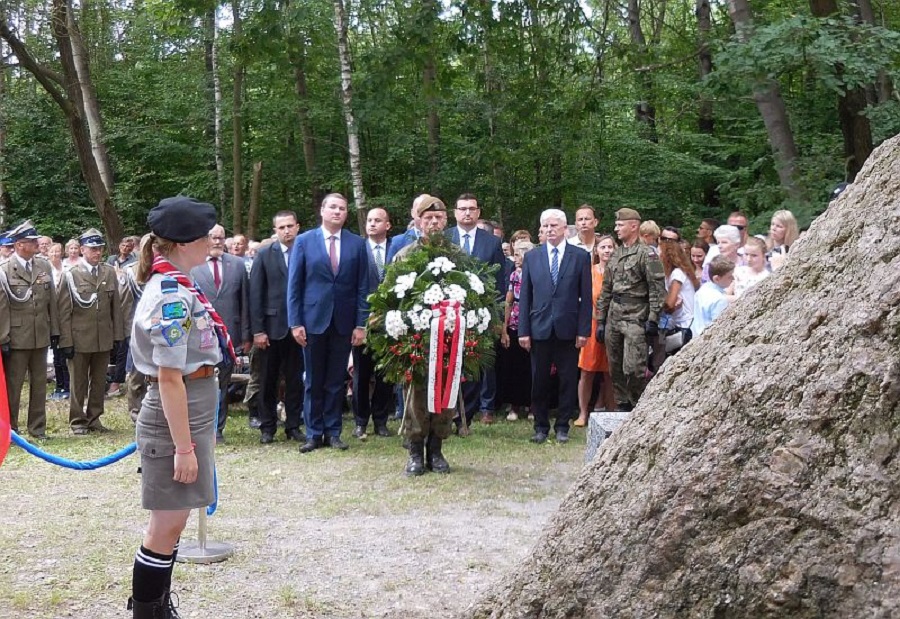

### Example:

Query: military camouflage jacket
xmin=596 ymin=241 xmax=665 ymax=324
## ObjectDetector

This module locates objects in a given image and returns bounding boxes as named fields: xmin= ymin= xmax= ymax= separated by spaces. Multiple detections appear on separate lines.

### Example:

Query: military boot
xmin=405 ymin=441 xmax=425 ymax=476
xmin=127 ymin=591 xmax=181 ymax=619
xmin=426 ymin=435 xmax=450 ymax=474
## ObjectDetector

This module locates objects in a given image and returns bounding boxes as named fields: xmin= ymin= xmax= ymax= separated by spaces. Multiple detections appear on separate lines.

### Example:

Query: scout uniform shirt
xmin=0 ymin=254 xmax=59 ymax=349
xmin=58 ymin=259 xmax=124 ymax=353
xmin=132 ymin=274 xmax=222 ymax=376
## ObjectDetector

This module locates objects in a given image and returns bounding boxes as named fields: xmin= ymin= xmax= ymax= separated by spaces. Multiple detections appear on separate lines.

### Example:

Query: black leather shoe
xmin=260 ymin=432 xmax=275 ymax=444
xmin=285 ymin=428 xmax=306 ymax=442
xmin=215 ymin=432 xmax=225 ymax=445
xmin=555 ymin=430 xmax=569 ymax=443
xmin=299 ymin=437 xmax=323 ymax=453
xmin=352 ymin=425 xmax=367 ymax=439
xmin=326 ymin=436 xmax=349 ymax=450
xmin=374 ymin=425 xmax=390 ymax=437
xmin=530 ymin=432 xmax=548 ymax=444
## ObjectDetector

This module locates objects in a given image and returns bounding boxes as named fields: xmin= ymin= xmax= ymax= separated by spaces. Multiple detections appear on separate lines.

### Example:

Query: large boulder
xmin=465 ymin=135 xmax=900 ymax=618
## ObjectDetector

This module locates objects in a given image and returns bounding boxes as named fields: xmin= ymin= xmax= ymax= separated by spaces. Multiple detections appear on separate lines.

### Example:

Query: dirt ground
xmin=0 ymin=403 xmax=585 ymax=619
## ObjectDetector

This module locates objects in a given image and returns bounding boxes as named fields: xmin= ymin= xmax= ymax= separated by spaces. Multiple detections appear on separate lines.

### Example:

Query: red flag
xmin=0 ymin=352 xmax=10 ymax=468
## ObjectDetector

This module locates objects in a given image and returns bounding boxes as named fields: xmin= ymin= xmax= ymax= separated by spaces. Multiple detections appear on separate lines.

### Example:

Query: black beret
xmin=148 ymin=196 xmax=217 ymax=243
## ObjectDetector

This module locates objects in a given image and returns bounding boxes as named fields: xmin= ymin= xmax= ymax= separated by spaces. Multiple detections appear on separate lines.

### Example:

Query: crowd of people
xmin=0 ymin=197 xmax=800 ymax=448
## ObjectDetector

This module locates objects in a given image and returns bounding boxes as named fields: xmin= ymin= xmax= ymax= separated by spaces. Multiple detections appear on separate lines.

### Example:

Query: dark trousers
xmin=215 ymin=361 xmax=233 ymax=434
xmin=351 ymin=345 xmax=392 ymax=429
xmin=530 ymin=335 xmax=578 ymax=434
xmin=52 ymin=343 xmax=70 ymax=392
xmin=303 ymin=325 xmax=352 ymax=440
xmin=109 ymin=337 xmax=128 ymax=384
xmin=259 ymin=336 xmax=304 ymax=435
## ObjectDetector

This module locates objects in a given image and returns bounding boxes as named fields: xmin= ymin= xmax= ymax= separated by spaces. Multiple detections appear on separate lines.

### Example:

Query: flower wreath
xmin=367 ymin=233 xmax=501 ymax=409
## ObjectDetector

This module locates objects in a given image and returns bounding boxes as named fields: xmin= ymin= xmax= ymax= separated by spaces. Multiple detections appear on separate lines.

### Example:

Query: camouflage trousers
xmin=604 ymin=317 xmax=649 ymax=407
xmin=402 ymin=383 xmax=455 ymax=442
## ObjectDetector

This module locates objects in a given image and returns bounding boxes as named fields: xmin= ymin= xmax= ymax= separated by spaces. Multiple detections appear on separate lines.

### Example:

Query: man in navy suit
xmin=518 ymin=208 xmax=592 ymax=444
xmin=446 ymin=193 xmax=506 ymax=430
xmin=191 ymin=224 xmax=252 ymax=443
xmin=249 ymin=211 xmax=305 ymax=444
xmin=385 ymin=195 xmax=428 ymax=263
xmin=288 ymin=193 xmax=371 ymax=453
xmin=352 ymin=207 xmax=394 ymax=439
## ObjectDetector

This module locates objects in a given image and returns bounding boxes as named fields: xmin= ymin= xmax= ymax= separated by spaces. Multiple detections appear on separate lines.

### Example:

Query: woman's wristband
xmin=175 ymin=443 xmax=196 ymax=455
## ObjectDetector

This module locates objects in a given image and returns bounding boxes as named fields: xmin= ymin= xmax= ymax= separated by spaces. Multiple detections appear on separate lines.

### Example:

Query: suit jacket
xmin=365 ymin=237 xmax=392 ymax=289
xmin=191 ymin=253 xmax=251 ymax=347
xmin=249 ymin=241 xmax=293 ymax=340
xmin=0 ymin=255 xmax=59 ymax=349
xmin=58 ymin=263 xmax=124 ymax=352
xmin=446 ymin=227 xmax=506 ymax=296
xmin=518 ymin=243 xmax=592 ymax=341
xmin=386 ymin=228 xmax=419 ymax=264
xmin=287 ymin=228 xmax=371 ymax=336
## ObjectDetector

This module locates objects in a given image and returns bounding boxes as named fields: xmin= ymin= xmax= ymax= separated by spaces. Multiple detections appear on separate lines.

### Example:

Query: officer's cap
xmin=79 ymin=228 xmax=106 ymax=247
xmin=414 ymin=194 xmax=446 ymax=218
xmin=7 ymin=219 xmax=40 ymax=242
xmin=148 ymin=196 xmax=218 ymax=243
xmin=615 ymin=208 xmax=641 ymax=222
xmin=0 ymin=233 xmax=13 ymax=247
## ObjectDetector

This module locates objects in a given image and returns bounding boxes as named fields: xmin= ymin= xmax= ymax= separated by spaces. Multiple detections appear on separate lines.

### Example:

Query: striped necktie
xmin=550 ymin=247 xmax=559 ymax=285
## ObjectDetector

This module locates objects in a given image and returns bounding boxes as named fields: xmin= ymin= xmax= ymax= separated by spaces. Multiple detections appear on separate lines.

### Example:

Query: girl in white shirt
xmin=659 ymin=237 xmax=699 ymax=355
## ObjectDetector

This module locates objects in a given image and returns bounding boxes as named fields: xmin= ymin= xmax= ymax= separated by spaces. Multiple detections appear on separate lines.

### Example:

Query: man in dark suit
xmin=446 ymin=193 xmax=506 ymax=430
xmin=352 ymin=207 xmax=394 ymax=439
xmin=249 ymin=211 xmax=305 ymax=444
xmin=518 ymin=208 xmax=592 ymax=444
xmin=191 ymin=224 xmax=252 ymax=443
xmin=288 ymin=193 xmax=371 ymax=453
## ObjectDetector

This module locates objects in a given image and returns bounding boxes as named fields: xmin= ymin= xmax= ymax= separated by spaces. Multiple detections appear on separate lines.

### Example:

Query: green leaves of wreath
xmin=366 ymin=233 xmax=501 ymax=386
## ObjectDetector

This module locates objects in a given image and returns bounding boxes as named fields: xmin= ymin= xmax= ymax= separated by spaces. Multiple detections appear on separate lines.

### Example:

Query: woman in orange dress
xmin=575 ymin=235 xmax=616 ymax=426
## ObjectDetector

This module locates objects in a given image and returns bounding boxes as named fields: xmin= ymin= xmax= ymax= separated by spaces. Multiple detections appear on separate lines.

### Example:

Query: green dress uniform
xmin=131 ymin=273 xmax=222 ymax=510
xmin=58 ymin=260 xmax=125 ymax=431
xmin=120 ymin=263 xmax=147 ymax=422
xmin=0 ymin=254 xmax=59 ymax=437
xmin=596 ymin=241 xmax=666 ymax=408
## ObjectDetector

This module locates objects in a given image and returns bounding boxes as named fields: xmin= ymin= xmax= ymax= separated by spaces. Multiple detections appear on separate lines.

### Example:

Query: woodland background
xmin=0 ymin=0 xmax=897 ymax=243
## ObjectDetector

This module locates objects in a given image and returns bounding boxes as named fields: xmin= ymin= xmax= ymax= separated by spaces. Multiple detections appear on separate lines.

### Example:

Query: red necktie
xmin=329 ymin=236 xmax=338 ymax=274
xmin=212 ymin=257 xmax=221 ymax=290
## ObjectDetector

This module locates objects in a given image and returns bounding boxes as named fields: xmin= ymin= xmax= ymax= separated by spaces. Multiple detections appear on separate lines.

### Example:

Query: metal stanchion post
xmin=176 ymin=509 xmax=234 ymax=564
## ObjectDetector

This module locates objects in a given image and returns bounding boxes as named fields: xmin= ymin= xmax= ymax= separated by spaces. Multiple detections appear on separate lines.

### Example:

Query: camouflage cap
xmin=615 ymin=208 xmax=641 ymax=222
xmin=414 ymin=194 xmax=447 ymax=218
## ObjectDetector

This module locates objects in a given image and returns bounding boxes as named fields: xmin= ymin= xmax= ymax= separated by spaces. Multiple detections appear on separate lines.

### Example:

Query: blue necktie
xmin=462 ymin=233 xmax=471 ymax=255
xmin=551 ymin=247 xmax=559 ymax=285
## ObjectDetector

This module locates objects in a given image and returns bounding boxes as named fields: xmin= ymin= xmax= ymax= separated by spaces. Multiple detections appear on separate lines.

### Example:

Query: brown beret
xmin=615 ymin=208 xmax=641 ymax=222
xmin=414 ymin=194 xmax=447 ymax=218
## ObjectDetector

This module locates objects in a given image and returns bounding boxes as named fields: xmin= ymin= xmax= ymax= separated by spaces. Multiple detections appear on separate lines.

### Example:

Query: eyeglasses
xmin=733 ymin=224 xmax=746 ymax=231
xmin=660 ymin=237 xmax=679 ymax=243
xmin=209 ymin=236 xmax=226 ymax=241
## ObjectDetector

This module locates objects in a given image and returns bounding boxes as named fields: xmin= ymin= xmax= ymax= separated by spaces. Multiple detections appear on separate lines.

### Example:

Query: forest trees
xmin=0 ymin=0 xmax=897 ymax=241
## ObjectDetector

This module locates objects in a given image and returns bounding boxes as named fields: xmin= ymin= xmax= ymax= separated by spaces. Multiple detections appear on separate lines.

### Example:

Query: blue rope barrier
xmin=10 ymin=431 xmax=137 ymax=470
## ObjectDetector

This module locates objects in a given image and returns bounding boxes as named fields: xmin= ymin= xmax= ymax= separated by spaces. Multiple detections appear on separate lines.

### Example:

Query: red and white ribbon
xmin=427 ymin=300 xmax=465 ymax=413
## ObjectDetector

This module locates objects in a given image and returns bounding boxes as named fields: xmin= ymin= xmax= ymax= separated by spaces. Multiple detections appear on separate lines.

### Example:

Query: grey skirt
xmin=136 ymin=376 xmax=219 ymax=510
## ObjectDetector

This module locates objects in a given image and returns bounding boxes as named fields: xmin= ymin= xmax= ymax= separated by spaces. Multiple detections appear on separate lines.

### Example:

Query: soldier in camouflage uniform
xmin=595 ymin=208 xmax=665 ymax=411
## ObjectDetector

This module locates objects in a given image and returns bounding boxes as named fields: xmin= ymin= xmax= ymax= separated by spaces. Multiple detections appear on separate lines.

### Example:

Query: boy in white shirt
xmin=693 ymin=256 xmax=735 ymax=337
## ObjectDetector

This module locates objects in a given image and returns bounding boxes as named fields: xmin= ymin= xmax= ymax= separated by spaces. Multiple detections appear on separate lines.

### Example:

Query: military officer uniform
xmin=0 ymin=221 xmax=59 ymax=438
xmin=58 ymin=229 xmax=124 ymax=434
xmin=596 ymin=208 xmax=665 ymax=410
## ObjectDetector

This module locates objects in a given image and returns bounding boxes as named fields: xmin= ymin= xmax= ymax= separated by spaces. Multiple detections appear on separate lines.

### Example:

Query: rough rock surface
xmin=465 ymin=135 xmax=900 ymax=618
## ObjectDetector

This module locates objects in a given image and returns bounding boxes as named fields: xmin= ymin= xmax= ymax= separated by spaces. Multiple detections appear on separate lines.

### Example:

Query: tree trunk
xmin=627 ymin=0 xmax=658 ymax=142
xmin=231 ymin=0 xmax=244 ymax=233
xmin=424 ymin=53 xmax=440 ymax=192
xmin=204 ymin=8 xmax=227 ymax=215
xmin=247 ymin=161 xmax=262 ymax=241
xmin=65 ymin=0 xmax=114 ymax=196
xmin=465 ymin=133 xmax=900 ymax=618
xmin=333 ymin=0 xmax=367 ymax=232
xmin=853 ymin=0 xmax=893 ymax=103
xmin=696 ymin=0 xmax=714 ymax=135
xmin=809 ymin=0 xmax=873 ymax=182
xmin=288 ymin=25 xmax=322 ymax=212
xmin=727 ymin=0 xmax=801 ymax=199
xmin=0 ymin=38 xmax=10 ymax=225
xmin=1 ymin=5 xmax=123 ymax=241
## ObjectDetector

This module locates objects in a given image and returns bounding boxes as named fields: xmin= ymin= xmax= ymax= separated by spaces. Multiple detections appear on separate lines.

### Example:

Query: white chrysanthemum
xmin=466 ymin=310 xmax=479 ymax=329
xmin=419 ymin=309 xmax=433 ymax=324
xmin=385 ymin=310 xmax=408 ymax=338
xmin=477 ymin=307 xmax=492 ymax=333
xmin=467 ymin=272 xmax=485 ymax=295
xmin=445 ymin=284 xmax=467 ymax=303
xmin=423 ymin=284 xmax=445 ymax=305
xmin=426 ymin=257 xmax=456 ymax=275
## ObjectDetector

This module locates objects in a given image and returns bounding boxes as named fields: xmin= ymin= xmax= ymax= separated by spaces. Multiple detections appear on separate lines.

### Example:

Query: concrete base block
xmin=585 ymin=411 xmax=631 ymax=463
